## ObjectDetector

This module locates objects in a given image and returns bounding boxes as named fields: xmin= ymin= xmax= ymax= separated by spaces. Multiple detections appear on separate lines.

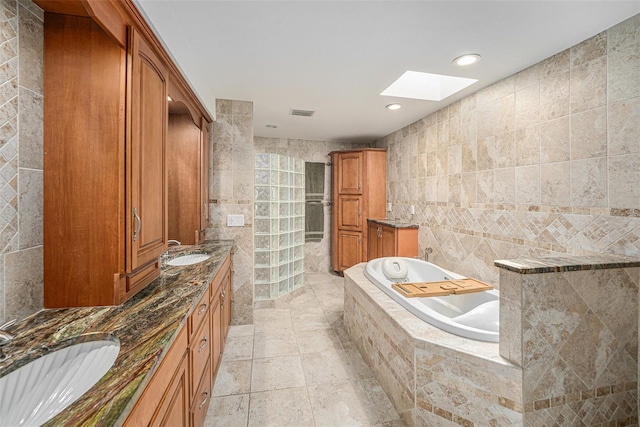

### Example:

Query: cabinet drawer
xmin=189 ymin=290 xmax=209 ymax=342
xmin=190 ymin=309 xmax=210 ymax=400
xmin=191 ymin=360 xmax=212 ymax=427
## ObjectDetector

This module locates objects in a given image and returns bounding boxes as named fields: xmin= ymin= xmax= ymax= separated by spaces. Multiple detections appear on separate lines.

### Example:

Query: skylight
xmin=380 ymin=70 xmax=478 ymax=102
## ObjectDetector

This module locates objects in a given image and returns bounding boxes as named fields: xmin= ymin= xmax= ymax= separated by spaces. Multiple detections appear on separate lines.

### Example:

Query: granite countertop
xmin=495 ymin=254 xmax=640 ymax=274
xmin=0 ymin=240 xmax=234 ymax=426
xmin=367 ymin=218 xmax=419 ymax=229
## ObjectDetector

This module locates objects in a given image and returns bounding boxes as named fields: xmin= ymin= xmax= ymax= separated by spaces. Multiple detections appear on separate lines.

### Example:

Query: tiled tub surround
xmin=497 ymin=256 xmax=640 ymax=426
xmin=344 ymin=264 xmax=522 ymax=426
xmin=346 ymin=254 xmax=640 ymax=426
xmin=0 ymin=240 xmax=233 ymax=425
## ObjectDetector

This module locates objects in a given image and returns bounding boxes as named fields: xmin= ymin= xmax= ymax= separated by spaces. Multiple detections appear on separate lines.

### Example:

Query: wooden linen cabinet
xmin=330 ymin=149 xmax=387 ymax=274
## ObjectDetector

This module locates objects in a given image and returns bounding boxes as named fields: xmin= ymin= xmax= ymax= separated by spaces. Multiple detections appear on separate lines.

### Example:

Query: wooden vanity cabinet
xmin=330 ymin=149 xmax=387 ymax=273
xmin=124 ymin=326 xmax=189 ymax=427
xmin=367 ymin=221 xmax=419 ymax=260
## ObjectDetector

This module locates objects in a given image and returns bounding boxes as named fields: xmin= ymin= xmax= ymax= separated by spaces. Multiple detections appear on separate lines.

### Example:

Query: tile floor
xmin=203 ymin=272 xmax=405 ymax=427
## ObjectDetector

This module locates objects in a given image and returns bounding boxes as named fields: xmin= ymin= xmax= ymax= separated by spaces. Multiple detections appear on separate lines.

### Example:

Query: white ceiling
xmin=135 ymin=1 xmax=640 ymax=143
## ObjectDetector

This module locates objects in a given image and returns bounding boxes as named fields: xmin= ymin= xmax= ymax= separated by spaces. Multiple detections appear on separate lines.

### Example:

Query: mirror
xmin=168 ymin=100 xmax=201 ymax=245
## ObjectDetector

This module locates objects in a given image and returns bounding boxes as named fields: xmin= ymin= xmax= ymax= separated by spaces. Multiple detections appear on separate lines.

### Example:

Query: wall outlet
xmin=227 ymin=214 xmax=245 ymax=227
xmin=410 ymin=205 xmax=415 ymax=215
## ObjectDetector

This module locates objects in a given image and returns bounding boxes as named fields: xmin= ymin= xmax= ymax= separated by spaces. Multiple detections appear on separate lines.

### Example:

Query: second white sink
xmin=167 ymin=253 xmax=211 ymax=266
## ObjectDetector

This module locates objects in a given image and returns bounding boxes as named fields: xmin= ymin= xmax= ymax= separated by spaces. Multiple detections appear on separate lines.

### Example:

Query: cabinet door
xmin=210 ymin=293 xmax=222 ymax=378
xmin=151 ymin=353 xmax=189 ymax=427
xmin=199 ymin=117 xmax=210 ymax=242
xmin=380 ymin=225 xmax=397 ymax=258
xmin=128 ymin=28 xmax=169 ymax=271
xmin=336 ymin=152 xmax=362 ymax=194
xmin=221 ymin=269 xmax=232 ymax=348
xmin=367 ymin=223 xmax=380 ymax=260
xmin=338 ymin=195 xmax=362 ymax=231
xmin=338 ymin=231 xmax=362 ymax=271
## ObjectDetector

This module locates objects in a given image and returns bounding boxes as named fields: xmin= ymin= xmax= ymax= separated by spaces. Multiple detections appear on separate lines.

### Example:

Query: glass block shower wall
xmin=254 ymin=154 xmax=305 ymax=300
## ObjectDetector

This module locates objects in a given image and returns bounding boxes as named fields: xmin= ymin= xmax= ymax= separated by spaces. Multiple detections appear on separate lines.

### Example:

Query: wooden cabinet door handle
xmin=133 ymin=208 xmax=141 ymax=242
xmin=197 ymin=303 xmax=208 ymax=315
xmin=198 ymin=336 xmax=208 ymax=352
xmin=198 ymin=390 xmax=209 ymax=410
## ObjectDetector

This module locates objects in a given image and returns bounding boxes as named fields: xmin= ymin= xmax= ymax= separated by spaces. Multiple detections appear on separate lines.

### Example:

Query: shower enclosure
xmin=254 ymin=154 xmax=305 ymax=300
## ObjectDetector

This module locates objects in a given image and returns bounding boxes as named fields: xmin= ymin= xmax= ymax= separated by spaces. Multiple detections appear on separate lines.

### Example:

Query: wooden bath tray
xmin=392 ymin=278 xmax=493 ymax=298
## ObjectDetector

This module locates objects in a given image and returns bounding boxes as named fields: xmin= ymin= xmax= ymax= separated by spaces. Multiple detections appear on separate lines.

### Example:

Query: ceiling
xmin=135 ymin=1 xmax=640 ymax=143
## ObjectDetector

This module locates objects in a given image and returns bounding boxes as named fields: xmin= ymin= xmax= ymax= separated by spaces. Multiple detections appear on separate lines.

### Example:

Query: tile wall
xmin=0 ymin=0 xmax=43 ymax=323
xmin=208 ymin=99 xmax=255 ymax=325
xmin=254 ymin=137 xmax=369 ymax=273
xmin=374 ymin=13 xmax=640 ymax=286
xmin=499 ymin=263 xmax=639 ymax=425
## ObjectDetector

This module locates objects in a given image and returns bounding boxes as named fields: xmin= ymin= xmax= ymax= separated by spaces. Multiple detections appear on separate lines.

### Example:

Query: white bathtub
xmin=363 ymin=257 xmax=499 ymax=342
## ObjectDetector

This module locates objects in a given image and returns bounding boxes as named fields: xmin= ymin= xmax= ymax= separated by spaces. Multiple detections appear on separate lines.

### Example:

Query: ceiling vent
xmin=290 ymin=109 xmax=315 ymax=117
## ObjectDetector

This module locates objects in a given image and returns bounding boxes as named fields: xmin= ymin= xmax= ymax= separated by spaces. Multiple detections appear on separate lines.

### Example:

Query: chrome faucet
xmin=0 ymin=319 xmax=16 ymax=361
xmin=168 ymin=240 xmax=181 ymax=246
xmin=424 ymin=247 xmax=433 ymax=262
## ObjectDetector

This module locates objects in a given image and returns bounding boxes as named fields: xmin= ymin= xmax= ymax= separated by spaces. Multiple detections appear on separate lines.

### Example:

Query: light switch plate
xmin=227 ymin=214 xmax=245 ymax=227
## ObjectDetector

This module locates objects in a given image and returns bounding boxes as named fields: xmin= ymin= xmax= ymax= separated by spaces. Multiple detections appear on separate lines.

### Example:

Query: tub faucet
xmin=424 ymin=247 xmax=433 ymax=262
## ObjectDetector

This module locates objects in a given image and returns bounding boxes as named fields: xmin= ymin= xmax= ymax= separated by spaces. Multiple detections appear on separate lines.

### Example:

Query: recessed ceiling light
xmin=381 ymin=70 xmax=478 ymax=102
xmin=265 ymin=124 xmax=278 ymax=128
xmin=453 ymin=54 xmax=481 ymax=66
xmin=386 ymin=103 xmax=402 ymax=111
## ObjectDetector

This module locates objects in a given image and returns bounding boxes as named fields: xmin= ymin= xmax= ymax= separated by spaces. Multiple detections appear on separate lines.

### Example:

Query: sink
xmin=0 ymin=339 xmax=120 ymax=426
xmin=167 ymin=253 xmax=211 ymax=266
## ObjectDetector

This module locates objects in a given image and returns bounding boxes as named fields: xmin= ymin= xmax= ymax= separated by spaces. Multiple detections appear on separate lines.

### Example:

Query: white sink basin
xmin=0 ymin=339 xmax=120 ymax=426
xmin=167 ymin=253 xmax=211 ymax=266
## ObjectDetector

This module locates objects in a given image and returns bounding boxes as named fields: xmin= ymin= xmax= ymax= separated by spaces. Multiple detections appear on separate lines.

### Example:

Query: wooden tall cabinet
xmin=330 ymin=149 xmax=387 ymax=273
xmin=39 ymin=0 xmax=212 ymax=308
xmin=43 ymin=14 xmax=166 ymax=307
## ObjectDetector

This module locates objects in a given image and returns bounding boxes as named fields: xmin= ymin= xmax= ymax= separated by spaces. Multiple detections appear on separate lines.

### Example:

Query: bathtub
xmin=363 ymin=257 xmax=499 ymax=342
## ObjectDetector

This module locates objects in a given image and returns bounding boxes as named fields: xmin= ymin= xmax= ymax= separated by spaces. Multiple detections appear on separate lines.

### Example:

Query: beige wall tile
xmin=570 ymin=107 xmax=607 ymax=160
xmin=540 ymin=72 xmax=570 ymax=121
xmin=516 ymin=125 xmax=540 ymax=166
xmin=494 ymin=168 xmax=515 ymax=204
xmin=608 ymin=97 xmax=640 ymax=155
xmin=570 ymin=56 xmax=607 ymax=113
xmin=515 ymin=165 xmax=540 ymax=206
xmin=609 ymin=153 xmax=640 ymax=209
xmin=5 ymin=245 xmax=42 ymax=320
xmin=18 ymin=168 xmax=41 ymax=249
xmin=570 ymin=31 xmax=607 ymax=68
xmin=17 ymin=4 xmax=42 ymax=94
xmin=570 ymin=157 xmax=607 ymax=207
xmin=17 ymin=87 xmax=42 ymax=169
xmin=515 ymin=85 xmax=540 ymax=130
xmin=608 ymin=13 xmax=640 ymax=103
xmin=540 ymin=162 xmax=570 ymax=207
xmin=540 ymin=117 xmax=570 ymax=163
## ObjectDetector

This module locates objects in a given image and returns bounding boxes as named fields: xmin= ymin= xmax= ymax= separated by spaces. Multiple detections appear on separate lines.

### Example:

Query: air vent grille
xmin=290 ymin=109 xmax=315 ymax=117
